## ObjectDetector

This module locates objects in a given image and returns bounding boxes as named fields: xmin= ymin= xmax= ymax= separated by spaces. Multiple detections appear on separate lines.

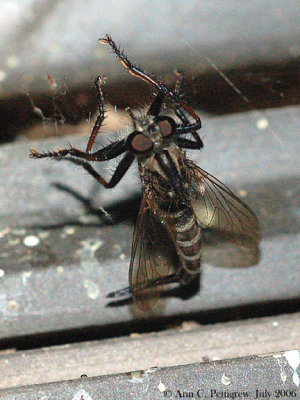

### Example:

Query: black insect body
xmin=30 ymin=35 xmax=261 ymax=311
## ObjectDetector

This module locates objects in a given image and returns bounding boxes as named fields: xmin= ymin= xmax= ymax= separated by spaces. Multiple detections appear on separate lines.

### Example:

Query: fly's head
xmin=126 ymin=113 xmax=177 ymax=161
xmin=125 ymin=110 xmax=190 ymax=204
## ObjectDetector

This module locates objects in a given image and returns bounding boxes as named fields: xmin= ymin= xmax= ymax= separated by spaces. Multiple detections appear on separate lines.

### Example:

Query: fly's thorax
xmin=128 ymin=113 xmax=191 ymax=202
xmin=138 ymin=145 xmax=191 ymax=203
xmin=139 ymin=144 xmax=182 ymax=175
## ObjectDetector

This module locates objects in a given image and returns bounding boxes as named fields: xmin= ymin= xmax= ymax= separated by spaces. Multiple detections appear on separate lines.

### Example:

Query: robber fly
xmin=30 ymin=35 xmax=261 ymax=311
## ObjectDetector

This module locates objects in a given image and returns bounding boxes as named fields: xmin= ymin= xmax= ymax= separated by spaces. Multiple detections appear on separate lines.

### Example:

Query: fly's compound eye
xmin=157 ymin=116 xmax=176 ymax=138
xmin=127 ymin=131 xmax=153 ymax=155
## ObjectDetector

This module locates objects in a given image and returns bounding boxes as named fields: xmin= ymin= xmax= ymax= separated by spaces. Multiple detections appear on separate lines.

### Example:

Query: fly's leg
xmin=30 ymin=139 xmax=133 ymax=189
xmin=176 ymin=137 xmax=203 ymax=149
xmin=64 ymin=152 xmax=135 ymax=188
xmin=86 ymin=75 xmax=106 ymax=153
xmin=148 ymin=91 xmax=164 ymax=117
xmin=99 ymin=35 xmax=166 ymax=91
xmin=106 ymin=272 xmax=182 ymax=299
xmin=30 ymin=139 xmax=127 ymax=162
xmin=172 ymin=69 xmax=203 ymax=145
xmin=99 ymin=34 xmax=201 ymax=131
xmin=30 ymin=70 xmax=128 ymax=165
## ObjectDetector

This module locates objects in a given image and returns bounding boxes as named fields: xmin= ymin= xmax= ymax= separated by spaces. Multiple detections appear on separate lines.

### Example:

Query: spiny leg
xmin=171 ymin=70 xmax=202 ymax=130
xmin=173 ymin=69 xmax=195 ymax=128
xmin=86 ymin=76 xmax=106 ymax=153
xmin=175 ymin=106 xmax=203 ymax=147
xmin=56 ymin=151 xmax=135 ymax=189
xmin=99 ymin=35 xmax=165 ymax=91
xmin=99 ymin=34 xmax=201 ymax=130
xmin=30 ymin=138 xmax=127 ymax=162
xmin=30 ymin=72 xmax=127 ymax=163
xmin=172 ymin=72 xmax=203 ymax=147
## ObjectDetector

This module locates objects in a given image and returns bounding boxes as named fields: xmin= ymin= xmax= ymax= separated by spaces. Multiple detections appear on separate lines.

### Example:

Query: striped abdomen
xmin=174 ymin=206 xmax=202 ymax=275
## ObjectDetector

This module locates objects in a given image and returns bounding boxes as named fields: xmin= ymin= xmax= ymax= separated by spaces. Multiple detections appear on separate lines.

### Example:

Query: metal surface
xmin=0 ymin=105 xmax=299 ymax=339
xmin=1 ymin=312 xmax=300 ymax=390
xmin=0 ymin=350 xmax=299 ymax=399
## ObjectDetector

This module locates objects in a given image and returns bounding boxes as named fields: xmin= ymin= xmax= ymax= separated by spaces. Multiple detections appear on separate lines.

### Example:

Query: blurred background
xmin=1 ymin=0 xmax=300 ymax=142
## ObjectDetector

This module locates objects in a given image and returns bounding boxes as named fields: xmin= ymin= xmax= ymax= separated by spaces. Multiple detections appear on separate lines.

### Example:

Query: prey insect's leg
xmin=63 ymin=151 xmax=135 ymax=189
xmin=106 ymin=273 xmax=182 ymax=299
xmin=30 ymin=139 xmax=127 ymax=162
xmin=86 ymin=76 xmax=106 ymax=153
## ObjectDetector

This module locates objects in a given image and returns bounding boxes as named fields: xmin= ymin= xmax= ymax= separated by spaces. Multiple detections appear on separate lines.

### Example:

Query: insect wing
xmin=129 ymin=195 xmax=178 ymax=311
xmin=189 ymin=163 xmax=261 ymax=256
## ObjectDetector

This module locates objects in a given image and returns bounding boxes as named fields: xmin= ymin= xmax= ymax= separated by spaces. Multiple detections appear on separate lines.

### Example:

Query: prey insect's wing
xmin=129 ymin=194 xmax=179 ymax=311
xmin=189 ymin=162 xmax=261 ymax=266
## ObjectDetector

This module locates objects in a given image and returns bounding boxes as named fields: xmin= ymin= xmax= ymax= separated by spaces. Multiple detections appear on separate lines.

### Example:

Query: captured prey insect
xmin=30 ymin=35 xmax=261 ymax=311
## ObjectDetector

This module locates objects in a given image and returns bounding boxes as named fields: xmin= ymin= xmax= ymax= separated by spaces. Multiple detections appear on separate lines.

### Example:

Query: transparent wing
xmin=201 ymin=229 xmax=260 ymax=267
xmin=129 ymin=195 xmax=179 ymax=311
xmin=189 ymin=162 xmax=261 ymax=265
